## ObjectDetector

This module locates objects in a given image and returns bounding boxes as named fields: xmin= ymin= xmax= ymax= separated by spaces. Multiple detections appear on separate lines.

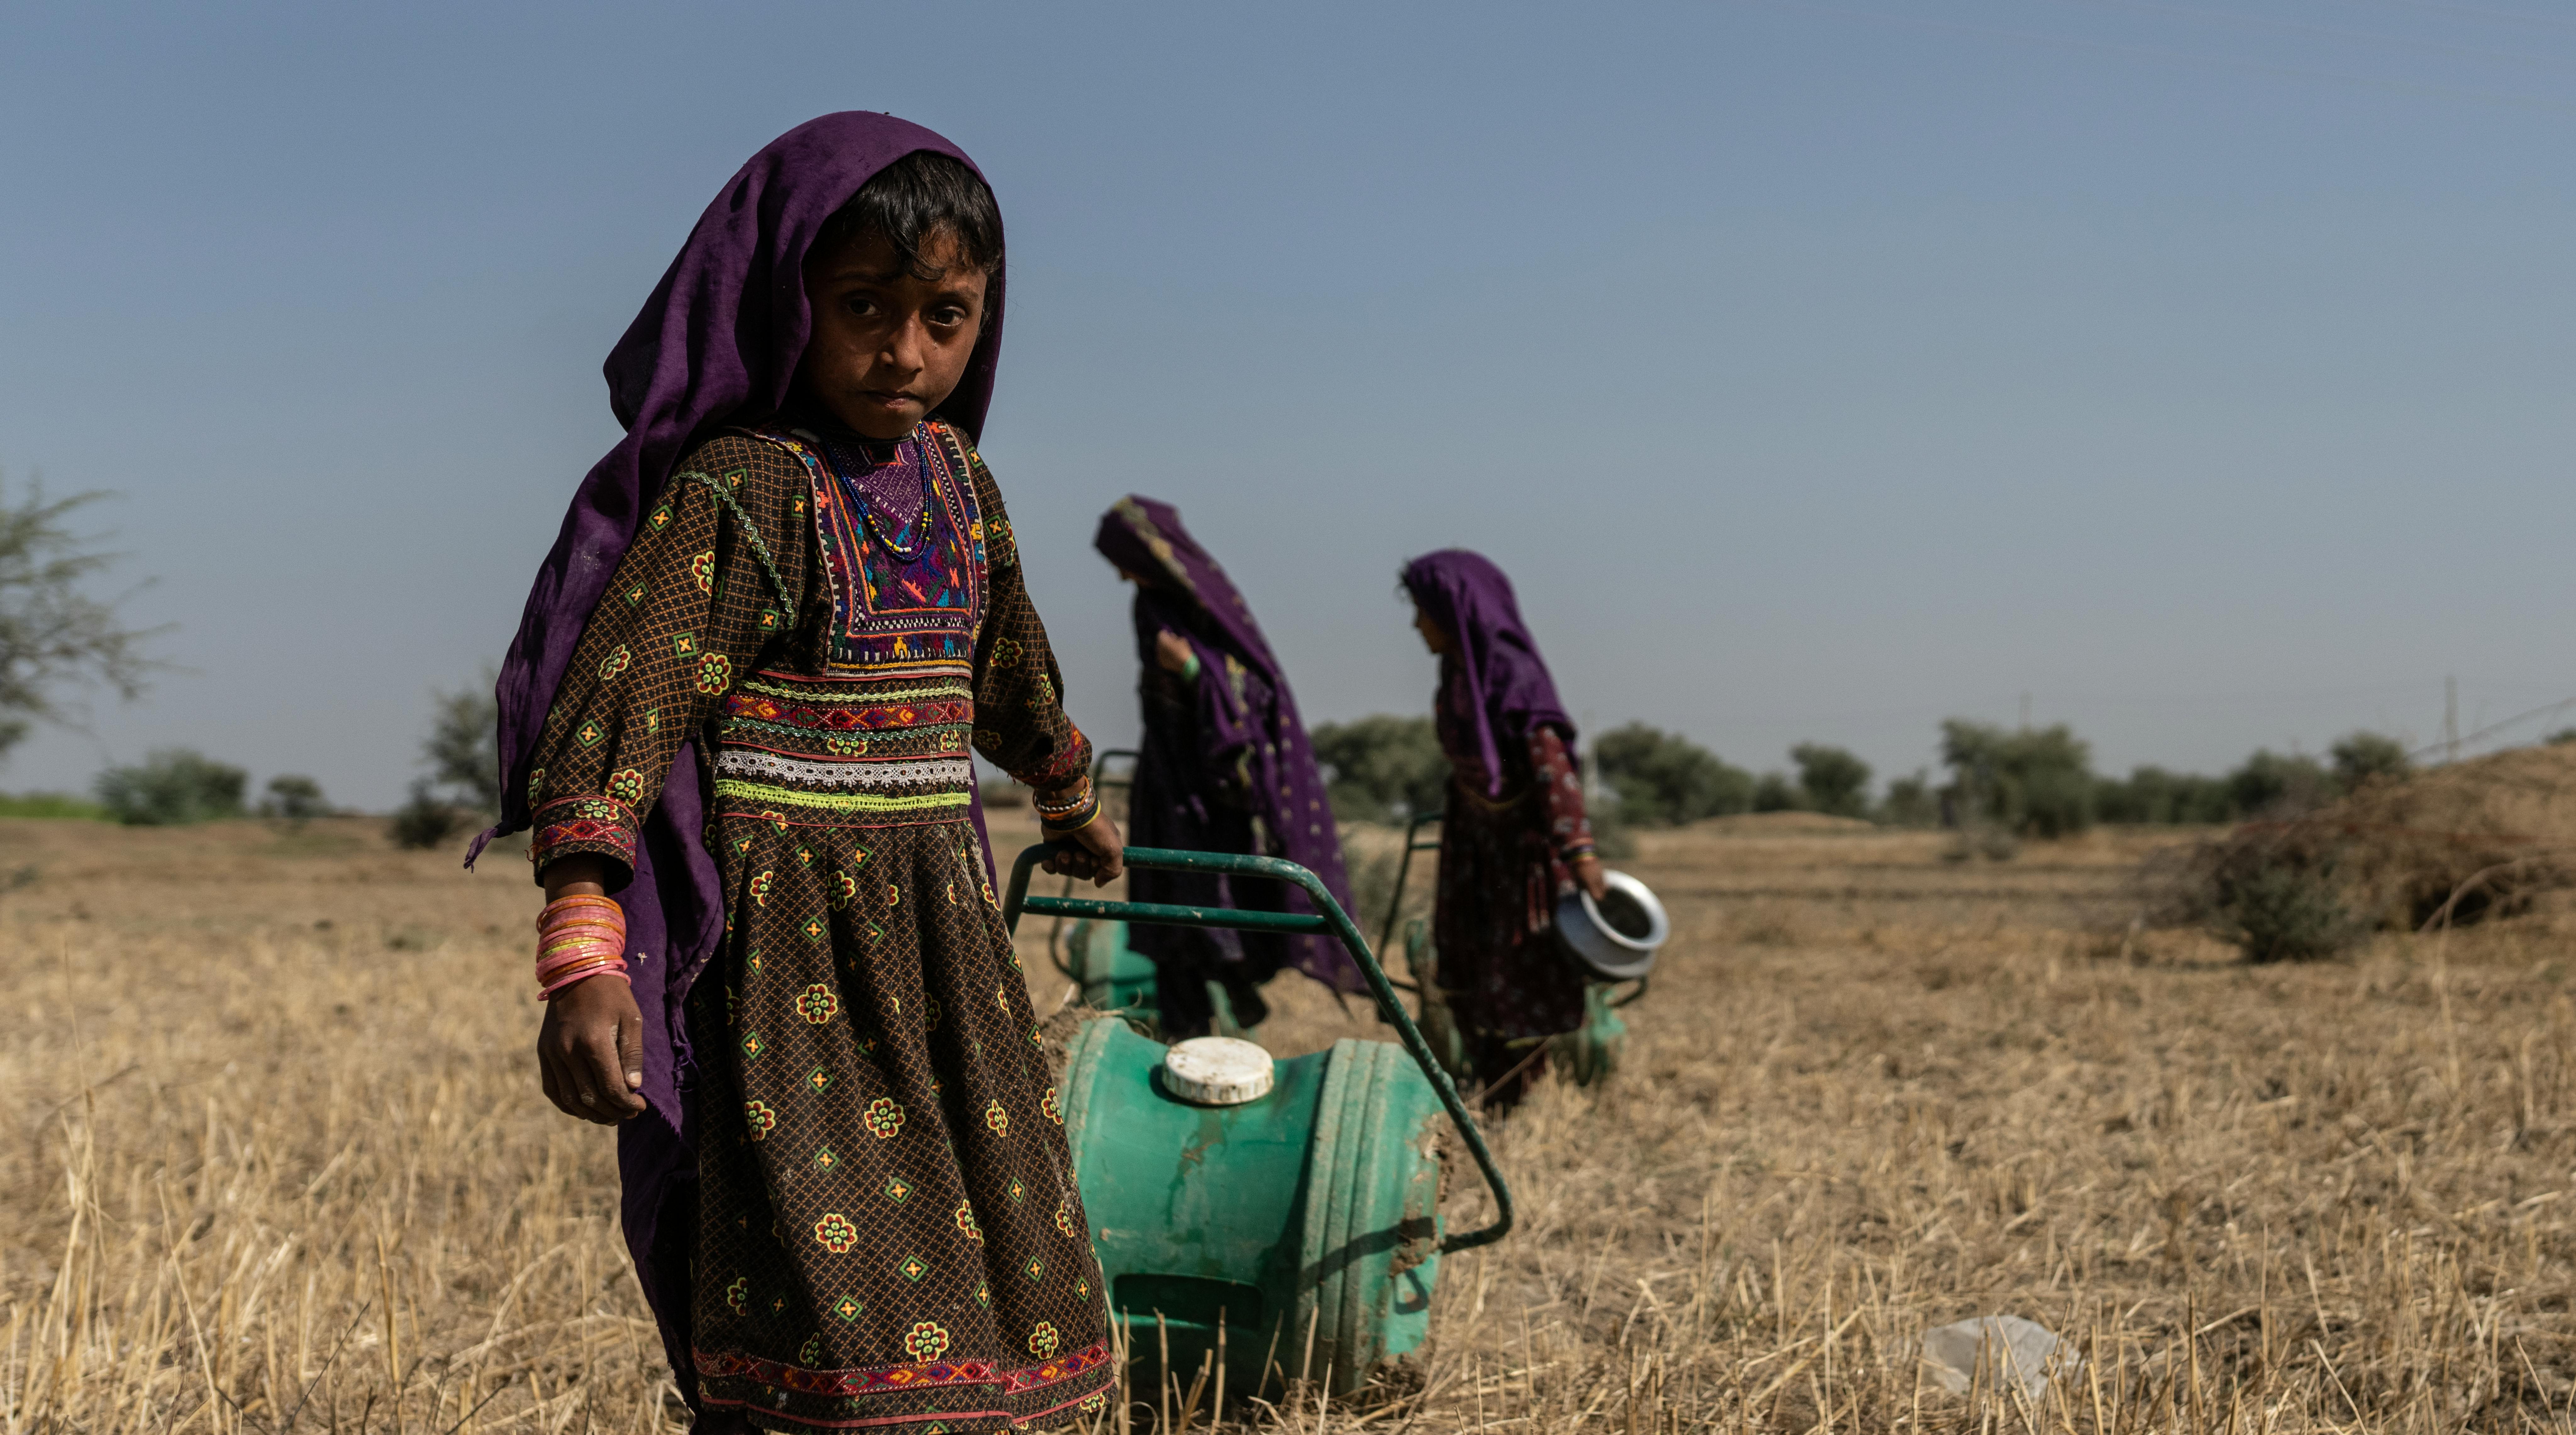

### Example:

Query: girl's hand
xmin=536 ymin=855 xmax=647 ymax=1124
xmin=1042 ymin=814 xmax=1126 ymax=887
xmin=538 ymin=975 xmax=648 ymax=1124
xmin=1571 ymin=852 xmax=1609 ymax=902
xmin=1153 ymin=629 xmax=1194 ymax=675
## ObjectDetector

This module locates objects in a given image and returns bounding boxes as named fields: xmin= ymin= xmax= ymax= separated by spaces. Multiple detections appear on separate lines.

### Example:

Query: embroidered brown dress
xmin=1431 ymin=681 xmax=1596 ymax=1100
xmin=525 ymin=418 xmax=1113 ymax=1431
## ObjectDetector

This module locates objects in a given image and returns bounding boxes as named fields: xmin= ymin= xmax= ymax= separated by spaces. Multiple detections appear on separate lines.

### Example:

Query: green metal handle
xmin=1377 ymin=811 xmax=1445 ymax=958
xmin=1003 ymin=841 xmax=1515 ymax=1254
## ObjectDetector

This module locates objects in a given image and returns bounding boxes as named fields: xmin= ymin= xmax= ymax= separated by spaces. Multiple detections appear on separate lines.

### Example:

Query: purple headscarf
xmin=1400 ymin=549 xmax=1574 ymax=798
xmin=474 ymin=113 xmax=1005 ymax=1408
xmin=483 ymin=112 xmax=1003 ymax=865
xmin=1096 ymin=497 xmax=1363 ymax=992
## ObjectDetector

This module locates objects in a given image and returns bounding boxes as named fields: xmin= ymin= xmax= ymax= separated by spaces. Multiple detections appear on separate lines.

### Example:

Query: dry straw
xmin=4 ymin=808 xmax=2573 ymax=1433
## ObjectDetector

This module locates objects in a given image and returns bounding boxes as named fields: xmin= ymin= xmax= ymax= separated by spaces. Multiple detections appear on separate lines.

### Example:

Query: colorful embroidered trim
xmin=1022 ymin=728 xmax=1093 ymax=791
xmin=691 ymin=1349 xmax=999 ymax=1397
xmin=725 ymin=691 xmax=974 ymax=734
xmin=688 ymin=1340 xmax=1113 ymax=1400
xmin=998 ymin=1341 xmax=1113 ymax=1394
xmin=738 ymin=676 xmax=969 ymax=705
xmin=527 ymin=795 xmax=641 ymax=871
xmin=672 ymin=467 xmax=795 ymax=610
xmin=712 ymin=780 xmax=971 ymax=815
xmin=755 ymin=423 xmax=989 ymax=676
xmin=713 ymin=752 xmax=974 ymax=791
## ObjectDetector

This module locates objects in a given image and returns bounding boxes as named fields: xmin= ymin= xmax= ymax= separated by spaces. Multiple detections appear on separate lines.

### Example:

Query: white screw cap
xmin=1161 ymin=1037 xmax=1275 ymax=1106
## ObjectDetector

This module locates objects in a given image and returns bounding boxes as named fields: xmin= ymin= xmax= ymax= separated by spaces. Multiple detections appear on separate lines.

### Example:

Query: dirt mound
xmin=2156 ymin=744 xmax=2576 ymax=953
xmin=2284 ymin=743 xmax=2576 ymax=927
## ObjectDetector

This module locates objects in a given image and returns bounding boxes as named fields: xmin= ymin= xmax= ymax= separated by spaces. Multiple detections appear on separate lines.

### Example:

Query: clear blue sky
xmin=4 ymin=1 xmax=2572 ymax=810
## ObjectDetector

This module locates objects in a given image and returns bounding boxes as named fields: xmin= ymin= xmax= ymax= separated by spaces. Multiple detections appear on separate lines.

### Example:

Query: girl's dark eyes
xmin=834 ymin=293 xmax=970 ymax=329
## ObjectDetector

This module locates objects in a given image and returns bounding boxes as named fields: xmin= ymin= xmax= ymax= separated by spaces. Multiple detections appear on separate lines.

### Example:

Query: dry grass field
xmin=3 ymin=804 xmax=2572 ymax=1433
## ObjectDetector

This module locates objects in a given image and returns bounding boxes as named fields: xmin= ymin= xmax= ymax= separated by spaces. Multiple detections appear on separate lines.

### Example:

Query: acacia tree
xmin=1311 ymin=715 xmax=1448 ymax=823
xmin=391 ymin=670 xmax=501 ymax=849
xmin=0 ymin=472 xmax=158 ymax=759
xmin=423 ymin=677 xmax=501 ymax=813
xmin=1939 ymin=719 xmax=2097 ymax=839
xmin=1790 ymin=742 xmax=1873 ymax=818
xmin=1595 ymin=722 xmax=1752 ymax=825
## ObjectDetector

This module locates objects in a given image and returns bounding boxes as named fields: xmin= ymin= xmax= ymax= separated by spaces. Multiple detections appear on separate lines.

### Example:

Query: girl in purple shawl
xmin=1401 ymin=550 xmax=1606 ymax=1107
xmin=1093 ymin=497 xmax=1364 ymax=1036
xmin=488 ymin=116 xmax=1119 ymax=1431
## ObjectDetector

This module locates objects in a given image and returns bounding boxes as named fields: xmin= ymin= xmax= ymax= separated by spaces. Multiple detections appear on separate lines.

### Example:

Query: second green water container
xmin=1059 ymin=1016 xmax=1445 ymax=1397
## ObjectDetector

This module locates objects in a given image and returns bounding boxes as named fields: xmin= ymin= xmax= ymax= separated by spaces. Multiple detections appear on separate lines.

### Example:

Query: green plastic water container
xmin=1005 ymin=843 xmax=1515 ymax=1403
xmin=1064 ymin=919 xmax=1159 ymax=1013
xmin=1060 ymin=1016 xmax=1444 ymax=1397
xmin=1063 ymin=920 xmax=1254 ymax=1036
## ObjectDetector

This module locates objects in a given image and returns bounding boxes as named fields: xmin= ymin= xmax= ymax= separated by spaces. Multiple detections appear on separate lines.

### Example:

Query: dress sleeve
xmin=523 ymin=433 xmax=812 ymax=886
xmin=1531 ymin=727 xmax=1597 ymax=862
xmin=965 ymin=446 xmax=1094 ymax=790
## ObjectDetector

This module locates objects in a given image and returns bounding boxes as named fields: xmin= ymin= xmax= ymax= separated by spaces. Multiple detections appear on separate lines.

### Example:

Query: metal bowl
xmin=1553 ymin=870 xmax=1668 ymax=982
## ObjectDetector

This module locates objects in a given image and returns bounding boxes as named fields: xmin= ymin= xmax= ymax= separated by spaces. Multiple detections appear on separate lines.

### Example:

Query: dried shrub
xmin=2141 ymin=743 xmax=2576 ymax=962
xmin=93 ymin=747 xmax=245 ymax=825
xmin=389 ymin=778 xmax=469 ymax=851
xmin=2192 ymin=835 xmax=2367 ymax=964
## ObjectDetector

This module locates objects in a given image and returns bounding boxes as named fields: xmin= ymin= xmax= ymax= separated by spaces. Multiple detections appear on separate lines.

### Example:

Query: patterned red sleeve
xmin=522 ymin=434 xmax=811 ymax=886
xmin=965 ymin=448 xmax=1094 ymax=790
xmin=1531 ymin=727 xmax=1596 ymax=861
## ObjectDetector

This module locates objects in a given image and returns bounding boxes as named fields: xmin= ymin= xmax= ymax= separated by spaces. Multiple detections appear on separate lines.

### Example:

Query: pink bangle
xmin=537 ymin=953 xmax=622 ymax=985
xmin=537 ymin=941 xmax=622 ymax=969
xmin=536 ymin=938 xmax=624 ymax=970
xmin=533 ymin=902 xmax=628 ymax=989
xmin=534 ymin=894 xmax=630 ymax=997
xmin=540 ymin=963 xmax=631 ymax=1000
xmin=538 ymin=936 xmax=625 ymax=974
xmin=538 ymin=894 xmax=626 ymax=927
xmin=538 ymin=916 xmax=627 ymax=942
xmin=538 ymin=954 xmax=622 ymax=983
xmin=539 ymin=928 xmax=624 ymax=955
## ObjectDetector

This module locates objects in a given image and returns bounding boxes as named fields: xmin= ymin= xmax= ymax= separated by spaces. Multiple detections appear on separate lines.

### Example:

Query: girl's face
xmin=1413 ymin=607 xmax=1451 ymax=655
xmin=798 ymin=228 xmax=989 ymax=440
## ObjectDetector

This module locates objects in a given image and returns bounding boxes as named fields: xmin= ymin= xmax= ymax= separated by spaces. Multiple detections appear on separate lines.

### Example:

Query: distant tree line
xmin=1310 ymin=712 xmax=2426 ymax=840
xmin=67 ymin=749 xmax=333 ymax=826
xmin=45 ymin=675 xmax=495 ymax=839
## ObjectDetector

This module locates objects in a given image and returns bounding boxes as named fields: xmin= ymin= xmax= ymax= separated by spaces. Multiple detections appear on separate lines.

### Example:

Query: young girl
xmin=1401 ymin=550 xmax=1607 ymax=1107
xmin=482 ymin=114 xmax=1121 ymax=1432
xmin=1092 ymin=497 xmax=1364 ymax=1036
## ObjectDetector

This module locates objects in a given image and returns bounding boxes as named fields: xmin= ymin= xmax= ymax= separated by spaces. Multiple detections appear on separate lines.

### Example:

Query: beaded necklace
xmin=820 ymin=430 xmax=938 ymax=561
